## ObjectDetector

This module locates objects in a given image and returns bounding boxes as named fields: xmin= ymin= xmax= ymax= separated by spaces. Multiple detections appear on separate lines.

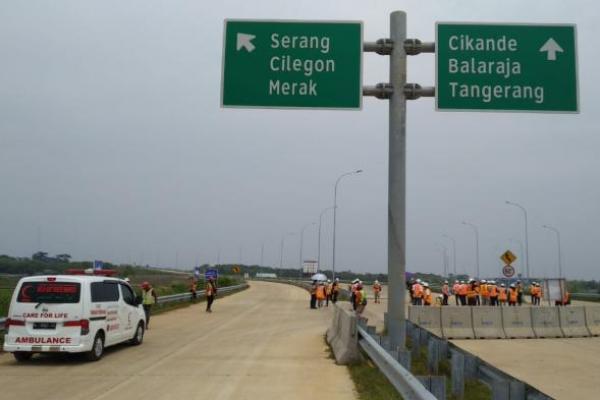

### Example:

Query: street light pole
xmin=435 ymin=243 xmax=449 ymax=277
xmin=442 ymin=234 xmax=457 ymax=275
xmin=300 ymin=223 xmax=316 ymax=277
xmin=509 ymin=238 xmax=524 ymax=269
xmin=506 ymin=201 xmax=530 ymax=279
xmin=462 ymin=221 xmax=480 ymax=278
xmin=543 ymin=225 xmax=563 ymax=278
xmin=279 ymin=232 xmax=295 ymax=269
xmin=318 ymin=207 xmax=334 ymax=273
xmin=332 ymin=169 xmax=363 ymax=280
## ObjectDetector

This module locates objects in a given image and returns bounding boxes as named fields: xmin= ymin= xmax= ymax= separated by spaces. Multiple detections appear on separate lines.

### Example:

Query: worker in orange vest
xmin=458 ymin=280 xmax=468 ymax=306
xmin=205 ymin=277 xmax=217 ymax=313
xmin=508 ymin=283 xmax=518 ymax=306
xmin=452 ymin=281 xmax=460 ymax=305
xmin=316 ymin=282 xmax=326 ymax=308
xmin=331 ymin=278 xmax=340 ymax=304
xmin=516 ymin=280 xmax=524 ymax=306
xmin=325 ymin=280 xmax=333 ymax=307
xmin=310 ymin=280 xmax=318 ymax=309
xmin=423 ymin=282 xmax=433 ymax=306
xmin=354 ymin=282 xmax=368 ymax=318
xmin=529 ymin=282 xmax=536 ymax=305
xmin=350 ymin=279 xmax=360 ymax=310
xmin=467 ymin=279 xmax=478 ymax=306
xmin=441 ymin=281 xmax=449 ymax=306
xmin=488 ymin=281 xmax=498 ymax=306
xmin=498 ymin=283 xmax=508 ymax=306
xmin=480 ymin=280 xmax=489 ymax=305
xmin=412 ymin=279 xmax=424 ymax=306
xmin=373 ymin=280 xmax=383 ymax=304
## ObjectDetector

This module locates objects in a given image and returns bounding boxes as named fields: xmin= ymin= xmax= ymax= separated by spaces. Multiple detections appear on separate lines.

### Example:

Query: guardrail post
xmin=430 ymin=376 xmax=446 ymax=400
xmin=492 ymin=381 xmax=510 ymax=400
xmin=451 ymin=350 xmax=465 ymax=399
xmin=464 ymin=354 xmax=478 ymax=379
xmin=510 ymin=381 xmax=526 ymax=400
xmin=419 ymin=327 xmax=429 ymax=346
xmin=367 ymin=325 xmax=377 ymax=335
xmin=427 ymin=338 xmax=440 ymax=374
xmin=411 ymin=327 xmax=421 ymax=358
xmin=397 ymin=347 xmax=412 ymax=370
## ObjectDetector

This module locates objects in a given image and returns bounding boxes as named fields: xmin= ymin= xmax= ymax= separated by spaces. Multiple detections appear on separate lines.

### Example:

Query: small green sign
xmin=436 ymin=23 xmax=578 ymax=112
xmin=221 ymin=20 xmax=362 ymax=109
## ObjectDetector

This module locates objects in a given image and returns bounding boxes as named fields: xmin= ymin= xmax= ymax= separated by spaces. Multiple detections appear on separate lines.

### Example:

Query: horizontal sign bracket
xmin=363 ymin=83 xmax=393 ymax=99
xmin=363 ymin=39 xmax=394 ymax=55
xmin=404 ymin=39 xmax=435 ymax=55
xmin=404 ymin=84 xmax=435 ymax=100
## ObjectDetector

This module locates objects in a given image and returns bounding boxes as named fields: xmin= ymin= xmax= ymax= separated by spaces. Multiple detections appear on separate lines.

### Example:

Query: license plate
xmin=33 ymin=322 xmax=56 ymax=329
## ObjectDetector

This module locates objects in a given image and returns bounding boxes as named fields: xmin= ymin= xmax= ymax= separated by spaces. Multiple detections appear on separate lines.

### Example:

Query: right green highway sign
xmin=436 ymin=23 xmax=578 ymax=112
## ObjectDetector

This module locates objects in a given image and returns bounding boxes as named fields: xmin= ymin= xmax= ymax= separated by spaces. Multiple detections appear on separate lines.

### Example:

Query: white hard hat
xmin=416 ymin=278 xmax=422 ymax=283
xmin=327 ymin=279 xmax=331 ymax=283
xmin=352 ymin=279 xmax=360 ymax=284
xmin=481 ymin=279 xmax=487 ymax=283
xmin=423 ymin=282 xmax=429 ymax=287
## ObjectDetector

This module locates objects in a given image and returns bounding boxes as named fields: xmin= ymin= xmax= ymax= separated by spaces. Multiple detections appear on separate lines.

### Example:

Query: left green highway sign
xmin=221 ymin=20 xmax=362 ymax=109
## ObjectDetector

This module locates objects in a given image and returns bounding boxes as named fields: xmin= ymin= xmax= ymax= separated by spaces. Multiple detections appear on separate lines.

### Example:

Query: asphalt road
xmin=0 ymin=281 xmax=356 ymax=400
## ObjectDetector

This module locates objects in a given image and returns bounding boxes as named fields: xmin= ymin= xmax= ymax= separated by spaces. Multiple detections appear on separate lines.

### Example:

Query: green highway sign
xmin=436 ymin=23 xmax=578 ymax=112
xmin=221 ymin=20 xmax=362 ymax=109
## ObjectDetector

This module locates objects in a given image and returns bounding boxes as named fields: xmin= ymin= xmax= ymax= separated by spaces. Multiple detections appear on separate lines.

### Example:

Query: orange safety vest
xmin=424 ymin=288 xmax=432 ymax=305
xmin=413 ymin=283 xmax=423 ymax=298
xmin=452 ymin=283 xmax=460 ymax=294
xmin=458 ymin=284 xmax=468 ymax=296
xmin=489 ymin=285 xmax=498 ymax=297
xmin=316 ymin=286 xmax=326 ymax=300
xmin=373 ymin=284 xmax=382 ymax=293
xmin=498 ymin=287 xmax=507 ymax=301
xmin=481 ymin=284 xmax=489 ymax=297
xmin=509 ymin=288 xmax=518 ymax=302
xmin=467 ymin=286 xmax=477 ymax=299
xmin=563 ymin=291 xmax=570 ymax=304
xmin=326 ymin=284 xmax=333 ymax=296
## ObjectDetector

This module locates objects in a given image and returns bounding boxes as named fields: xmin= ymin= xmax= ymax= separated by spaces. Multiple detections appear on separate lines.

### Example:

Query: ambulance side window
xmin=91 ymin=282 xmax=120 ymax=302
xmin=120 ymin=284 xmax=136 ymax=306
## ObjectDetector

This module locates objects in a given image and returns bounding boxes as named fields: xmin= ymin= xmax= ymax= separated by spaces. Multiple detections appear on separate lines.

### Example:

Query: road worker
xmin=516 ymin=280 xmax=523 ymax=306
xmin=498 ymin=283 xmax=508 ymax=306
xmin=441 ymin=280 xmax=449 ymax=305
xmin=488 ymin=281 xmax=498 ymax=306
xmin=373 ymin=280 xmax=383 ymax=304
xmin=458 ymin=280 xmax=468 ymax=306
xmin=325 ymin=279 xmax=333 ymax=307
xmin=508 ymin=283 xmax=518 ymax=306
xmin=205 ymin=276 xmax=217 ymax=313
xmin=480 ymin=280 xmax=489 ymax=306
xmin=189 ymin=278 xmax=198 ymax=300
xmin=331 ymin=278 xmax=340 ymax=303
xmin=350 ymin=279 xmax=360 ymax=310
xmin=423 ymin=282 xmax=433 ymax=306
xmin=354 ymin=282 xmax=367 ymax=319
xmin=310 ymin=280 xmax=318 ymax=309
xmin=529 ymin=282 xmax=536 ymax=305
xmin=412 ymin=279 xmax=424 ymax=306
xmin=467 ymin=279 xmax=478 ymax=306
xmin=535 ymin=283 xmax=543 ymax=305
xmin=452 ymin=280 xmax=460 ymax=305
xmin=141 ymin=281 xmax=158 ymax=329
xmin=316 ymin=281 xmax=326 ymax=308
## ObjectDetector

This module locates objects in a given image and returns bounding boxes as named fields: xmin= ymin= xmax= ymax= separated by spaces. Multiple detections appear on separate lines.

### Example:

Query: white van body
xmin=3 ymin=275 xmax=146 ymax=361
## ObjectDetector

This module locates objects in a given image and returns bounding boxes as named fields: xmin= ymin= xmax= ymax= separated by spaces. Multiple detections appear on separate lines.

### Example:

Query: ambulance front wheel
xmin=85 ymin=332 xmax=104 ymax=362
xmin=13 ymin=352 xmax=32 ymax=362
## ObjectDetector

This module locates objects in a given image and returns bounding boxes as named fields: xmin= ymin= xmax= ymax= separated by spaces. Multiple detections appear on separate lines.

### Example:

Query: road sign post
xmin=436 ymin=23 xmax=578 ymax=112
xmin=222 ymin=20 xmax=363 ymax=109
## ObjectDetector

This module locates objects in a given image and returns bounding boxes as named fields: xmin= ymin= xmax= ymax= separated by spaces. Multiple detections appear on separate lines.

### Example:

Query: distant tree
xmin=32 ymin=251 xmax=49 ymax=262
xmin=55 ymin=254 xmax=71 ymax=263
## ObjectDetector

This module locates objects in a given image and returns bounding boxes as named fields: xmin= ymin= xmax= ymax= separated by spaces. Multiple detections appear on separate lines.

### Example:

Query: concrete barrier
xmin=531 ymin=307 xmax=563 ymax=338
xmin=558 ymin=306 xmax=590 ymax=337
xmin=584 ymin=306 xmax=600 ymax=336
xmin=408 ymin=306 xmax=443 ymax=337
xmin=472 ymin=307 xmax=506 ymax=339
xmin=326 ymin=304 xmax=361 ymax=364
xmin=441 ymin=307 xmax=474 ymax=339
xmin=501 ymin=307 xmax=535 ymax=338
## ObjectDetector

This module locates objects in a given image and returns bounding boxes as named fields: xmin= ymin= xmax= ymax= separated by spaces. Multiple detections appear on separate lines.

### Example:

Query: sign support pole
xmin=387 ymin=10 xmax=408 ymax=351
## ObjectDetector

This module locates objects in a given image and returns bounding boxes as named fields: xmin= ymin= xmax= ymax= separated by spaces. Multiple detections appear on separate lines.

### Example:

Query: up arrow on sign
xmin=237 ymin=33 xmax=256 ymax=52
xmin=540 ymin=38 xmax=563 ymax=61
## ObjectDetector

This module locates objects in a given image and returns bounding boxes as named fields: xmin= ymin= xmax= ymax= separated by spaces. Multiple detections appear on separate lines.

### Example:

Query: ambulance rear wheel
xmin=85 ymin=332 xmax=104 ymax=361
xmin=13 ymin=352 xmax=32 ymax=362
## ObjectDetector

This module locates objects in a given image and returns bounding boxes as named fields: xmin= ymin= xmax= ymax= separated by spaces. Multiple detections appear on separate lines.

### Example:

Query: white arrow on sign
xmin=539 ymin=38 xmax=563 ymax=61
xmin=236 ymin=33 xmax=256 ymax=52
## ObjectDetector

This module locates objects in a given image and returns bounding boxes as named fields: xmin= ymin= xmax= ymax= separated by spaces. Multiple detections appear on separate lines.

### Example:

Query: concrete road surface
xmin=0 ymin=281 xmax=357 ymax=400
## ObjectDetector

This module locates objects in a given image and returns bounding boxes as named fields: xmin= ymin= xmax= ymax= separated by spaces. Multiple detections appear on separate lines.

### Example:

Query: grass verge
xmin=348 ymin=358 xmax=403 ymax=400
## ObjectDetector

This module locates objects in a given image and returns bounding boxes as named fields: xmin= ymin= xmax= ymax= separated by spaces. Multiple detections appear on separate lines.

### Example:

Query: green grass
xmin=0 ymin=289 xmax=11 ymax=316
xmin=348 ymin=359 xmax=403 ymax=400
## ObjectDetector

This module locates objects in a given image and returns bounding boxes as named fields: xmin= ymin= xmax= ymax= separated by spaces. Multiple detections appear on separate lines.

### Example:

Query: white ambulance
xmin=3 ymin=271 xmax=147 ymax=362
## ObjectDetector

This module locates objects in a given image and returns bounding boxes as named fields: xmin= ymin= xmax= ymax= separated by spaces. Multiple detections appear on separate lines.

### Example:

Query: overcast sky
xmin=1 ymin=1 xmax=598 ymax=279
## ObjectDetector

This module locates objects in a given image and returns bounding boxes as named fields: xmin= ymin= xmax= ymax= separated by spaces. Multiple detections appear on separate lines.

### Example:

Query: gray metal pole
xmin=506 ymin=201 xmax=530 ymax=279
xmin=442 ymin=234 xmax=457 ymax=275
xmin=332 ymin=170 xmax=362 ymax=281
xmin=388 ymin=10 xmax=407 ymax=351
xmin=318 ymin=207 xmax=334 ymax=273
xmin=260 ymin=243 xmax=264 ymax=267
xmin=279 ymin=235 xmax=284 ymax=269
xmin=300 ymin=223 xmax=315 ymax=277
xmin=462 ymin=222 xmax=480 ymax=278
xmin=543 ymin=225 xmax=562 ymax=278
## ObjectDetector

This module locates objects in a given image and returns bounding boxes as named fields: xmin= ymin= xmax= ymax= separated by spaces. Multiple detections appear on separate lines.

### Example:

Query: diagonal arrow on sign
xmin=539 ymin=37 xmax=564 ymax=61
xmin=236 ymin=33 xmax=256 ymax=52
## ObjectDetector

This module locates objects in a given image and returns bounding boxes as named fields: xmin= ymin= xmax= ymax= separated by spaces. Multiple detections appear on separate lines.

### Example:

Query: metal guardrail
xmin=571 ymin=292 xmax=600 ymax=301
xmin=357 ymin=324 xmax=437 ymax=400
xmin=0 ymin=284 xmax=249 ymax=331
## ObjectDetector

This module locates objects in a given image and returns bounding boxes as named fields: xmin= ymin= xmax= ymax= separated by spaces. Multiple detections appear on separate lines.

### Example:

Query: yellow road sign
xmin=232 ymin=266 xmax=241 ymax=273
xmin=500 ymin=250 xmax=517 ymax=265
